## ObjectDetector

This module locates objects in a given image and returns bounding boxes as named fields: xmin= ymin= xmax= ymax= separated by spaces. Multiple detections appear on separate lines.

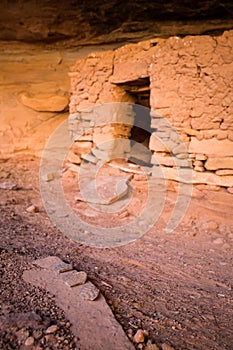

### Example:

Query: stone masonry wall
xmin=69 ymin=30 xmax=233 ymax=190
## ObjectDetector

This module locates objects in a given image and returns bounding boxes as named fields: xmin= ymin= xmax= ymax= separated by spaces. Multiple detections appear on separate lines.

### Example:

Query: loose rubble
xmin=133 ymin=329 xmax=145 ymax=343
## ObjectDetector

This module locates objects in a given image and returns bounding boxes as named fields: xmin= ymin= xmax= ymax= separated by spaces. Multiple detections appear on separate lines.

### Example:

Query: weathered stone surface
xmin=129 ymin=143 xmax=151 ymax=164
xmin=54 ymin=262 xmax=73 ymax=273
xmin=111 ymin=41 xmax=155 ymax=83
xmin=76 ymin=175 xmax=131 ymax=204
xmin=71 ymin=31 xmax=233 ymax=189
xmin=92 ymin=138 xmax=131 ymax=160
xmin=195 ymin=184 xmax=220 ymax=191
xmin=63 ymin=271 xmax=87 ymax=287
xmin=20 ymin=93 xmax=68 ymax=112
xmin=23 ymin=257 xmax=134 ymax=350
xmin=1 ymin=10 xmax=233 ymax=192
xmin=194 ymin=165 xmax=205 ymax=172
xmin=67 ymin=151 xmax=81 ymax=165
xmin=81 ymin=153 xmax=98 ymax=163
xmin=93 ymin=131 xmax=115 ymax=148
xmin=183 ymin=128 xmax=199 ymax=136
xmin=151 ymin=154 xmax=191 ymax=168
xmin=79 ymin=282 xmax=100 ymax=301
xmin=72 ymin=141 xmax=93 ymax=156
xmin=93 ymin=132 xmax=131 ymax=152
xmin=189 ymin=139 xmax=233 ymax=157
xmin=0 ymin=0 xmax=233 ymax=45
xmin=156 ymin=166 xmax=233 ymax=187
xmin=32 ymin=256 xmax=73 ymax=273
xmin=108 ymin=160 xmax=152 ymax=175
xmin=216 ymin=169 xmax=233 ymax=176
xmin=195 ymin=154 xmax=207 ymax=161
xmin=0 ymin=44 xmax=84 ymax=157
xmin=205 ymin=157 xmax=233 ymax=170
xmin=193 ymin=160 xmax=204 ymax=167
xmin=151 ymin=154 xmax=175 ymax=167
xmin=149 ymin=134 xmax=169 ymax=152
xmin=67 ymin=29 xmax=233 ymax=188
xmin=91 ymin=148 xmax=115 ymax=161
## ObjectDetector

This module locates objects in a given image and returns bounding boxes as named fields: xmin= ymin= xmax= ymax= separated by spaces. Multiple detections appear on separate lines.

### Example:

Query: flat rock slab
xmin=20 ymin=92 xmax=68 ymax=112
xmin=23 ymin=256 xmax=134 ymax=350
xmin=76 ymin=175 xmax=132 ymax=204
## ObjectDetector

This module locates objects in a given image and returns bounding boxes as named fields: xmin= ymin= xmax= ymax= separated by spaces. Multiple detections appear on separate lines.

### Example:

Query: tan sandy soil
xmin=0 ymin=155 xmax=232 ymax=349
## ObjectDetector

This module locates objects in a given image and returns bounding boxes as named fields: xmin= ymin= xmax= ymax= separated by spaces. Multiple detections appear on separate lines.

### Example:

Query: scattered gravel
xmin=0 ymin=249 xmax=79 ymax=350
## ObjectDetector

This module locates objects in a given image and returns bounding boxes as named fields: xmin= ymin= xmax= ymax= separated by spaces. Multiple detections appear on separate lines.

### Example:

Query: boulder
xmin=20 ymin=92 xmax=68 ymax=112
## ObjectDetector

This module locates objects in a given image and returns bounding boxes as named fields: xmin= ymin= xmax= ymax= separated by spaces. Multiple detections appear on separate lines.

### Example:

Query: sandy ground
xmin=0 ymin=155 xmax=233 ymax=350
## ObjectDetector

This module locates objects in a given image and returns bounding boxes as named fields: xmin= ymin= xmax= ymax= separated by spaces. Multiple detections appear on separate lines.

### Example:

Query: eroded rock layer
xmin=0 ymin=0 xmax=233 ymax=44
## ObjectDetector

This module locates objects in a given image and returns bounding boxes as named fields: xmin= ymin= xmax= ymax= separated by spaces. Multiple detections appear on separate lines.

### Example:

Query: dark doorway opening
xmin=117 ymin=77 xmax=151 ymax=148
xmin=116 ymin=77 xmax=152 ymax=165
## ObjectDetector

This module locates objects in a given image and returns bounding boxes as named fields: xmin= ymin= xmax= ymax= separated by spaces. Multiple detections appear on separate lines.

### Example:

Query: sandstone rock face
xmin=69 ymin=30 xmax=233 ymax=188
xmin=0 ymin=43 xmax=117 ymax=157
xmin=20 ymin=93 xmax=68 ymax=112
xmin=0 ymin=1 xmax=232 ymax=44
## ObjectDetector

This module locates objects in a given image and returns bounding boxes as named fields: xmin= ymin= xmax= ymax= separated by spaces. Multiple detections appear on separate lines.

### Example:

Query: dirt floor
xmin=0 ymin=155 xmax=233 ymax=350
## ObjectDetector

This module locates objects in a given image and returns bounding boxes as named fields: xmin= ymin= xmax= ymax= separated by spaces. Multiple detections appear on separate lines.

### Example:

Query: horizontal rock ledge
xmin=152 ymin=166 xmax=233 ymax=188
xmin=20 ymin=93 xmax=69 ymax=112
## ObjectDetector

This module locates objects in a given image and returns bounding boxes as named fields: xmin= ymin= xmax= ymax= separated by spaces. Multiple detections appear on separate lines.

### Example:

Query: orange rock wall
xmin=0 ymin=43 xmax=118 ymax=157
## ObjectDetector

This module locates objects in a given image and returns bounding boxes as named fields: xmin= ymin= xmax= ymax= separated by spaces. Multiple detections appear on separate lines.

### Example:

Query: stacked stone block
xmin=69 ymin=30 xmax=233 ymax=189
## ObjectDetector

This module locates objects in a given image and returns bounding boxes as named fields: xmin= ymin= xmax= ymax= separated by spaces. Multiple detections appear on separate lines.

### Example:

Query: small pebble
xmin=25 ymin=336 xmax=35 ymax=346
xmin=46 ymin=325 xmax=59 ymax=334
xmin=218 ymin=293 xmax=225 ymax=298
xmin=133 ymin=329 xmax=145 ymax=343
xmin=33 ymin=329 xmax=43 ymax=340
xmin=26 ymin=205 xmax=39 ymax=213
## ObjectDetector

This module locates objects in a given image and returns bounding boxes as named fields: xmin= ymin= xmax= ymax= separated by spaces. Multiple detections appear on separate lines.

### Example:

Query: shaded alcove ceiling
xmin=0 ymin=0 xmax=233 ymax=45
